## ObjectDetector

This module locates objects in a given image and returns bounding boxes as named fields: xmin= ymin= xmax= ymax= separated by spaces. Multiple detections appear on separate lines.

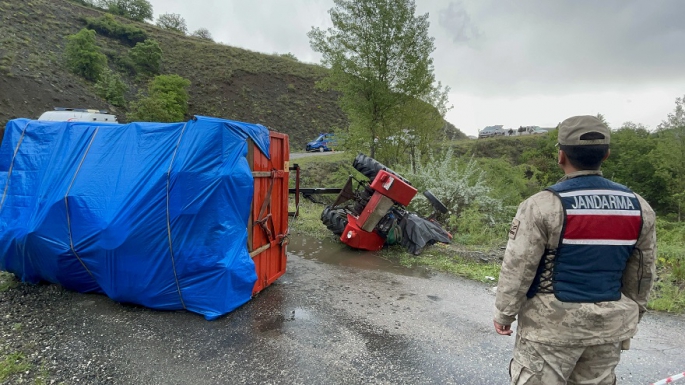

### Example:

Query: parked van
xmin=38 ymin=108 xmax=119 ymax=123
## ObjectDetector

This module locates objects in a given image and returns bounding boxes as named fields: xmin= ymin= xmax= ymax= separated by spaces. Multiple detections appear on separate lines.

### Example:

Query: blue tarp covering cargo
xmin=0 ymin=116 xmax=271 ymax=320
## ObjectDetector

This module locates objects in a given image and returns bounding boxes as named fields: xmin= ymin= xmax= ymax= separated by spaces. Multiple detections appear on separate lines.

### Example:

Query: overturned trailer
xmin=0 ymin=116 xmax=289 ymax=320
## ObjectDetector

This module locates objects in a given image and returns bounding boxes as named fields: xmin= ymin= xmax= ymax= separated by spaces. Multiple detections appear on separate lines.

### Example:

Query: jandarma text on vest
xmin=559 ymin=190 xmax=637 ymax=210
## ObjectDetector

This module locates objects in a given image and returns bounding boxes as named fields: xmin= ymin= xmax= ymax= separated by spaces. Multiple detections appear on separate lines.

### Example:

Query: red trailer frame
xmin=248 ymin=133 xmax=289 ymax=294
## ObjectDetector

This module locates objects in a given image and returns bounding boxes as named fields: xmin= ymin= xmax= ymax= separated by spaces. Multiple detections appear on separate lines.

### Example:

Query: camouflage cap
xmin=558 ymin=115 xmax=610 ymax=146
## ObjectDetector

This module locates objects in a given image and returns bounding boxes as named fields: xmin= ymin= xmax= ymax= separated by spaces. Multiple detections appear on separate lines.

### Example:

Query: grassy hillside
xmin=0 ymin=0 xmax=347 ymax=148
xmin=446 ymin=134 xmax=549 ymax=162
xmin=0 ymin=0 xmax=465 ymax=149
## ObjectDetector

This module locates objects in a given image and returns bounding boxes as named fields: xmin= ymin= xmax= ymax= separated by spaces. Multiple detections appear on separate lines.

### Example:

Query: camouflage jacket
xmin=493 ymin=170 xmax=657 ymax=346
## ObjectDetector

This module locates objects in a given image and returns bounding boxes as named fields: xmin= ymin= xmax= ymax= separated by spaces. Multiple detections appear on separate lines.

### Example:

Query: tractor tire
xmin=321 ymin=206 xmax=349 ymax=236
xmin=352 ymin=153 xmax=410 ymax=184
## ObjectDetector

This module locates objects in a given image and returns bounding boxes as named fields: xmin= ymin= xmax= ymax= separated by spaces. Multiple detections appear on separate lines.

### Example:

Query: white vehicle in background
xmin=38 ymin=108 xmax=119 ymax=123
xmin=478 ymin=125 xmax=505 ymax=138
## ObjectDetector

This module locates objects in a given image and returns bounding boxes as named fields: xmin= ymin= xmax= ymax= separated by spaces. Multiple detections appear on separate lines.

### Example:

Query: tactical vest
xmin=527 ymin=175 xmax=643 ymax=302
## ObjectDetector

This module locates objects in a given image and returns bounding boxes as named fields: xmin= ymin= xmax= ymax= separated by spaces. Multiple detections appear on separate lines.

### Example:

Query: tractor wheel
xmin=321 ymin=206 xmax=349 ymax=236
xmin=352 ymin=153 xmax=410 ymax=184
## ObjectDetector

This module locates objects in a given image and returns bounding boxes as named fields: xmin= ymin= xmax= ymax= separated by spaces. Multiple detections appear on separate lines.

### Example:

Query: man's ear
xmin=603 ymin=149 xmax=611 ymax=161
xmin=558 ymin=149 xmax=566 ymax=165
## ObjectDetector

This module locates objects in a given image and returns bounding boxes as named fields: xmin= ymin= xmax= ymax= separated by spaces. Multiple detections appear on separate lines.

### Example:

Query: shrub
xmin=128 ymin=74 xmax=191 ymax=122
xmin=396 ymin=148 xmax=509 ymax=245
xmin=280 ymin=53 xmax=298 ymax=61
xmin=64 ymin=28 xmax=108 ymax=81
xmin=95 ymin=68 xmax=127 ymax=106
xmin=191 ymin=28 xmax=213 ymax=41
xmin=101 ymin=0 xmax=153 ymax=22
xmin=67 ymin=0 xmax=100 ymax=6
xmin=399 ymin=149 xmax=504 ymax=217
xmin=129 ymin=39 xmax=162 ymax=75
xmin=156 ymin=13 xmax=187 ymax=34
xmin=83 ymin=14 xmax=148 ymax=45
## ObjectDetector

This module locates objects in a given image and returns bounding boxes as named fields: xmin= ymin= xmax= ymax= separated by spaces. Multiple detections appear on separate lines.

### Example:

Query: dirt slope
xmin=0 ymin=0 xmax=465 ymax=149
xmin=0 ymin=0 xmax=347 ymax=148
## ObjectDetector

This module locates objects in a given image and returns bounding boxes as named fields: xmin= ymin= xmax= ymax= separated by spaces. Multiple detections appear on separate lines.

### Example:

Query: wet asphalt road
xmin=3 ymin=236 xmax=684 ymax=384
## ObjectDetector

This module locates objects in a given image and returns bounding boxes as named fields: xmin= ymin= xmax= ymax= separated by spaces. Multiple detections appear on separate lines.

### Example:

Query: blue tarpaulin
xmin=0 ymin=116 xmax=270 ymax=320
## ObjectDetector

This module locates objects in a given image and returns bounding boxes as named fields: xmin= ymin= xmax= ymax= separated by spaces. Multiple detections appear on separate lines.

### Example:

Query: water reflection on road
xmin=287 ymin=234 xmax=433 ymax=279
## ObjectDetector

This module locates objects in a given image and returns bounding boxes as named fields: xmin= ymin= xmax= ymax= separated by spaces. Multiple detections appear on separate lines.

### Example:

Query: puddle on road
xmin=287 ymin=235 xmax=432 ymax=278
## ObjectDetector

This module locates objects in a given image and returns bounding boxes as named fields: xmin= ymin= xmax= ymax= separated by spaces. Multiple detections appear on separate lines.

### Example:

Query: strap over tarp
xmin=0 ymin=116 xmax=270 ymax=320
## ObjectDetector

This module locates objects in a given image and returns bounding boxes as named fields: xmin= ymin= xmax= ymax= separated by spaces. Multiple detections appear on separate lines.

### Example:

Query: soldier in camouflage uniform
xmin=493 ymin=115 xmax=657 ymax=385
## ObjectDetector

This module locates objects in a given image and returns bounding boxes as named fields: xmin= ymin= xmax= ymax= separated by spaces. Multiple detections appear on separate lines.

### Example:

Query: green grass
xmin=288 ymin=200 xmax=331 ymax=238
xmin=442 ymin=134 xmax=544 ymax=163
xmin=0 ymin=352 xmax=32 ymax=382
xmin=291 ymin=152 xmax=361 ymax=189
xmin=649 ymin=279 xmax=685 ymax=313
xmin=290 ymin=151 xmax=352 ymax=166
xmin=380 ymin=244 xmax=501 ymax=283
xmin=649 ymin=220 xmax=685 ymax=312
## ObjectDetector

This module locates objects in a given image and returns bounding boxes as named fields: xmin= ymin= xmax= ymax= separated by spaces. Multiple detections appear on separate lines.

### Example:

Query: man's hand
xmin=494 ymin=321 xmax=513 ymax=336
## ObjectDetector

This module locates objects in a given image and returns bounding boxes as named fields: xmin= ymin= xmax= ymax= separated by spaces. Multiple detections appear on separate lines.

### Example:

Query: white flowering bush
xmin=397 ymin=148 xmax=510 ymax=244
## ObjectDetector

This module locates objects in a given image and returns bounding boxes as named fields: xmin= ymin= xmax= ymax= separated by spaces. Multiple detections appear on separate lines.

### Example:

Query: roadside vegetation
xmin=289 ymin=96 xmax=685 ymax=313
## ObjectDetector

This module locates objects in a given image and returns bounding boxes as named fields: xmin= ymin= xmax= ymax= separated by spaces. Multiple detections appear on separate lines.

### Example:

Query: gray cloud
xmin=146 ymin=0 xmax=685 ymax=100
xmin=438 ymin=1 xmax=482 ymax=44
xmin=431 ymin=0 xmax=685 ymax=96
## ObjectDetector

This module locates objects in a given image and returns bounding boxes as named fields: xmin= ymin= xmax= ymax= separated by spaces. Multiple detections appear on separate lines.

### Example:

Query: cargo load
xmin=0 ymin=116 xmax=288 ymax=320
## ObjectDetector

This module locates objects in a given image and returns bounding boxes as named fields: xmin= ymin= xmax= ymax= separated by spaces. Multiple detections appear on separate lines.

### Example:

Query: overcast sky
xmin=147 ymin=0 xmax=685 ymax=136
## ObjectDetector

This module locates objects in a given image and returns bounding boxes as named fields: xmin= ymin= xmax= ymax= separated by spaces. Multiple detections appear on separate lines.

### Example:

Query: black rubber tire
xmin=352 ymin=153 xmax=410 ymax=184
xmin=321 ymin=206 xmax=349 ymax=236
xmin=423 ymin=190 xmax=449 ymax=214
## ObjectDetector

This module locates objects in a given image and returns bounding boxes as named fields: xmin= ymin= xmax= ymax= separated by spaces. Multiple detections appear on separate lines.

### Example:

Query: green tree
xmin=654 ymin=95 xmax=685 ymax=220
xmin=596 ymin=113 xmax=609 ymax=128
xmin=95 ymin=67 xmax=127 ymax=106
xmin=519 ymin=131 xmax=561 ymax=187
xmin=156 ymin=13 xmax=188 ymax=34
xmin=128 ymin=74 xmax=191 ymax=122
xmin=64 ymin=28 xmax=108 ymax=82
xmin=308 ymin=0 xmax=450 ymax=163
xmin=602 ymin=122 xmax=669 ymax=212
xmin=103 ymin=0 xmax=153 ymax=22
xmin=129 ymin=39 xmax=162 ymax=75
xmin=191 ymin=28 xmax=213 ymax=41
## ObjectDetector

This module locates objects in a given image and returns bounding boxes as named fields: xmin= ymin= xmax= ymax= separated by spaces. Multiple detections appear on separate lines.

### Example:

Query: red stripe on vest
xmin=565 ymin=214 xmax=641 ymax=240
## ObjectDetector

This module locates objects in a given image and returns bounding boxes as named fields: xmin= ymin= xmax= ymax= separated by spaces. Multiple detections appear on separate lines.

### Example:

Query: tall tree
xmin=602 ymin=122 xmax=668 ymax=212
xmin=654 ymin=95 xmax=685 ymax=221
xmin=308 ymin=0 xmax=449 ymax=162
